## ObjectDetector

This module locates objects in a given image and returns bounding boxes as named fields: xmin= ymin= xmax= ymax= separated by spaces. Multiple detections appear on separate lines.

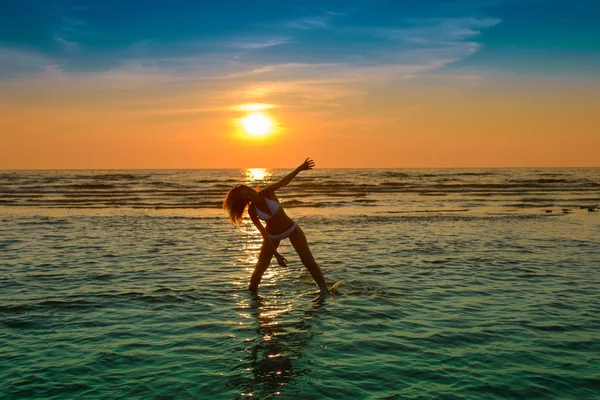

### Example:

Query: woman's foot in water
xmin=318 ymin=283 xmax=332 ymax=297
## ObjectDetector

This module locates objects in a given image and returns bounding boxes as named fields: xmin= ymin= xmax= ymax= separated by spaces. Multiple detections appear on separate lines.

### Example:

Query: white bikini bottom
xmin=269 ymin=223 xmax=298 ymax=240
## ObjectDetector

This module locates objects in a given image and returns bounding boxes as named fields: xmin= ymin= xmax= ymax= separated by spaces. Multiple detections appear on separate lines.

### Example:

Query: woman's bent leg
xmin=249 ymin=239 xmax=280 ymax=292
xmin=289 ymin=227 xmax=328 ymax=293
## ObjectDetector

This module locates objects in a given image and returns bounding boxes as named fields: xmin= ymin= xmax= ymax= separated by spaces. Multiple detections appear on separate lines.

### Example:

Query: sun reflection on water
xmin=234 ymin=168 xmax=280 ymax=290
xmin=235 ymin=222 xmax=281 ymax=287
xmin=229 ymin=294 xmax=324 ymax=398
xmin=245 ymin=168 xmax=271 ymax=183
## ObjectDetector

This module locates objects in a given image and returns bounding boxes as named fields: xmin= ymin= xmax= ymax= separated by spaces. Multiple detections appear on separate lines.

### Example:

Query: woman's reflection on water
xmin=230 ymin=293 xmax=325 ymax=398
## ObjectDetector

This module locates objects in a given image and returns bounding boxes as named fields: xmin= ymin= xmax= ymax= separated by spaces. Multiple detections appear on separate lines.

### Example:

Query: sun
xmin=241 ymin=113 xmax=273 ymax=137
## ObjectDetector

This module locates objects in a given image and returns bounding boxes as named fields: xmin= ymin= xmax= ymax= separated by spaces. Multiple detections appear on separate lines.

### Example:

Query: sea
xmin=1 ymin=168 xmax=599 ymax=399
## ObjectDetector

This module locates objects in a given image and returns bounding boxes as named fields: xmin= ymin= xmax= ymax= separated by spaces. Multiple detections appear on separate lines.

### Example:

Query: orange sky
xmin=1 ymin=67 xmax=599 ymax=169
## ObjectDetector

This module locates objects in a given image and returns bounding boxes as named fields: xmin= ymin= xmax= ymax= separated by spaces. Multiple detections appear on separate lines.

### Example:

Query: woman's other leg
xmin=289 ymin=227 xmax=328 ymax=292
xmin=249 ymin=239 xmax=280 ymax=291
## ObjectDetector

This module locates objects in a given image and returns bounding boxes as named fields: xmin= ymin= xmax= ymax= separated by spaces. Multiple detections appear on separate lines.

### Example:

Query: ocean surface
xmin=1 ymin=168 xmax=599 ymax=399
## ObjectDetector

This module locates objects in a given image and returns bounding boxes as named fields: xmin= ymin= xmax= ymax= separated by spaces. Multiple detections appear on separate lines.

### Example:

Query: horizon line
xmin=1 ymin=166 xmax=599 ymax=172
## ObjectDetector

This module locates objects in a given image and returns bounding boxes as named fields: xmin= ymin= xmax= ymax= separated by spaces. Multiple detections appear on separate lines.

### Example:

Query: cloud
xmin=53 ymin=34 xmax=80 ymax=52
xmin=0 ymin=47 xmax=58 ymax=77
xmin=53 ymin=14 xmax=91 ymax=52
xmin=286 ymin=15 xmax=334 ymax=30
xmin=0 ymin=8 xmax=502 ymax=120
xmin=227 ymin=37 xmax=292 ymax=50
xmin=222 ymin=16 xmax=502 ymax=107
xmin=374 ymin=17 xmax=501 ymax=42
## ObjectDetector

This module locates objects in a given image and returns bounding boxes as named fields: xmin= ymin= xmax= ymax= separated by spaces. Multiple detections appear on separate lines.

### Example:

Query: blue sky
xmin=1 ymin=0 xmax=598 ymax=78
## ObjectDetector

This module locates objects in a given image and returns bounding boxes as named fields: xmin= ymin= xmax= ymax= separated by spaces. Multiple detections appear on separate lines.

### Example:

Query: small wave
xmin=118 ymin=291 xmax=145 ymax=297
xmin=427 ymin=330 xmax=495 ymax=345
xmin=153 ymin=287 xmax=175 ymax=293
xmin=291 ymin=182 xmax=364 ymax=189
xmin=196 ymin=178 xmax=238 ymax=184
xmin=139 ymin=294 xmax=188 ymax=304
xmin=90 ymin=273 xmax=113 ymax=281
xmin=521 ymin=323 xmax=568 ymax=332
xmin=37 ymin=299 xmax=94 ymax=310
xmin=95 ymin=350 xmax=145 ymax=364
xmin=520 ymin=197 xmax=559 ymax=202
xmin=504 ymin=203 xmax=555 ymax=208
xmin=538 ymin=172 xmax=566 ymax=177
xmin=380 ymin=181 xmax=407 ymax=186
xmin=508 ymin=178 xmax=570 ymax=184
xmin=64 ymin=184 xmax=117 ymax=190
xmin=147 ymin=181 xmax=187 ymax=188
xmin=281 ymin=200 xmax=304 ymax=207
xmin=379 ymin=171 xmax=410 ymax=178
xmin=109 ymin=290 xmax=188 ymax=302
xmin=15 ymin=217 xmax=68 ymax=226
xmin=328 ymin=279 xmax=400 ymax=298
xmin=282 ymin=200 xmax=339 ymax=208
xmin=78 ymin=173 xmax=149 ymax=181
xmin=0 ymin=305 xmax=35 ymax=313
xmin=453 ymin=171 xmax=497 ymax=176
xmin=0 ymin=238 xmax=23 ymax=249
xmin=0 ymin=172 xmax=21 ymax=181
xmin=325 ymin=192 xmax=368 ymax=197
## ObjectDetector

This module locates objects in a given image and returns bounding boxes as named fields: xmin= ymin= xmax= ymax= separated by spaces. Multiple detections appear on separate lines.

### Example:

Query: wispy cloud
xmin=285 ymin=15 xmax=334 ymax=30
xmin=227 ymin=37 xmax=292 ymax=50
xmin=0 ymin=8 xmax=503 ymax=121
xmin=53 ymin=13 xmax=92 ymax=52
xmin=373 ymin=17 xmax=501 ymax=43
xmin=53 ymin=34 xmax=79 ymax=52
xmin=0 ymin=47 xmax=57 ymax=77
xmin=222 ymin=15 xmax=502 ymax=108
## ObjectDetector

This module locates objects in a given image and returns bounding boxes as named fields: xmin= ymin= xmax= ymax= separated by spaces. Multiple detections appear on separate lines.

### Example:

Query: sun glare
xmin=233 ymin=103 xmax=274 ymax=112
xmin=241 ymin=113 xmax=273 ymax=137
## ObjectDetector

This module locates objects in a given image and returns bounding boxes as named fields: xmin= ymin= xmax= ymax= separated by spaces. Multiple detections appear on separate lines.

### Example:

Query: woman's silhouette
xmin=223 ymin=158 xmax=328 ymax=294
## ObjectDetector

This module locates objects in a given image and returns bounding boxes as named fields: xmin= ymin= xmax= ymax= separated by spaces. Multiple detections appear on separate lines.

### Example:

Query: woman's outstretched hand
xmin=274 ymin=252 xmax=288 ymax=267
xmin=299 ymin=158 xmax=315 ymax=171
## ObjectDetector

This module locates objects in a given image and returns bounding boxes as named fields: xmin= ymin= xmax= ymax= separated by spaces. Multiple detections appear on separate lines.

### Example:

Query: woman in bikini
xmin=223 ymin=158 xmax=328 ymax=294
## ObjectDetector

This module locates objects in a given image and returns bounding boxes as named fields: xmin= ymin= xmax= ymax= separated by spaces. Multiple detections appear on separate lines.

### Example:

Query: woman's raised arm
xmin=263 ymin=158 xmax=314 ymax=192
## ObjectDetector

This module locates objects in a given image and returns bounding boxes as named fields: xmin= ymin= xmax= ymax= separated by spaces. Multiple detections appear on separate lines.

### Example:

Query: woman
xmin=223 ymin=158 xmax=328 ymax=294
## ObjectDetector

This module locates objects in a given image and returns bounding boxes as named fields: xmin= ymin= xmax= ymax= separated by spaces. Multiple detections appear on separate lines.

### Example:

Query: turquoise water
xmin=1 ymin=169 xmax=599 ymax=399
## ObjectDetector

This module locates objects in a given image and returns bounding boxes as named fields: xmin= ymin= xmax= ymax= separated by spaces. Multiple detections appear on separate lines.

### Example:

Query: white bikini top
xmin=255 ymin=198 xmax=280 ymax=221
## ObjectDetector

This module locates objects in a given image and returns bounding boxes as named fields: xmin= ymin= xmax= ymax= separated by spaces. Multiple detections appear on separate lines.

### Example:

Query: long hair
xmin=223 ymin=184 xmax=253 ymax=225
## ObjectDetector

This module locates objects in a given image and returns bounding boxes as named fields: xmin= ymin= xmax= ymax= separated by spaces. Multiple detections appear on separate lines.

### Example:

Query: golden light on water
xmin=241 ymin=113 xmax=274 ymax=137
xmin=246 ymin=167 xmax=271 ymax=182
